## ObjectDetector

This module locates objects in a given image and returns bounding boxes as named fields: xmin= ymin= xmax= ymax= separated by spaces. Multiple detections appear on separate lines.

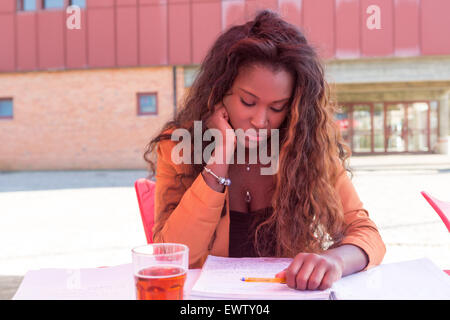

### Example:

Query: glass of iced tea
xmin=132 ymin=243 xmax=189 ymax=300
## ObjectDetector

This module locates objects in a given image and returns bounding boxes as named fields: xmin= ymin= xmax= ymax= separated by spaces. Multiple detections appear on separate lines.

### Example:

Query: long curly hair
xmin=143 ymin=9 xmax=352 ymax=257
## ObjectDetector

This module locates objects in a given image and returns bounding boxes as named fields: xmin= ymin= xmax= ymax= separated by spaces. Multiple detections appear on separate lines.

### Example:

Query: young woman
xmin=144 ymin=10 xmax=385 ymax=291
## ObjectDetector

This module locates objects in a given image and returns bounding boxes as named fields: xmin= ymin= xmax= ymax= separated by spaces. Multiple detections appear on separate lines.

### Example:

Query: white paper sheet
xmin=332 ymin=258 xmax=450 ymax=300
xmin=13 ymin=264 xmax=202 ymax=300
xmin=190 ymin=256 xmax=332 ymax=300
xmin=13 ymin=264 xmax=136 ymax=300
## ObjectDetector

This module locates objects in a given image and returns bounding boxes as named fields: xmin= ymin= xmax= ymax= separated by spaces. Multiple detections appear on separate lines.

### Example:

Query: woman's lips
xmin=247 ymin=134 xmax=263 ymax=142
xmin=246 ymin=132 xmax=270 ymax=142
xmin=237 ymin=129 xmax=270 ymax=143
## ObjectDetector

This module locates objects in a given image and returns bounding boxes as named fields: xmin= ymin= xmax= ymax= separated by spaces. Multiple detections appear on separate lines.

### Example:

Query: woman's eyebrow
xmin=238 ymin=87 xmax=290 ymax=103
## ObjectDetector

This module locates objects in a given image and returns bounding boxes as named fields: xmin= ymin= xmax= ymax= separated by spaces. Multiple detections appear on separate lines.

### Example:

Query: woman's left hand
xmin=275 ymin=252 xmax=344 ymax=291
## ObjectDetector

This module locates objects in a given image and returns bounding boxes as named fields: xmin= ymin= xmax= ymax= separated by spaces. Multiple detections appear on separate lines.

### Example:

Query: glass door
xmin=352 ymin=104 xmax=372 ymax=153
xmin=373 ymin=103 xmax=384 ymax=152
xmin=430 ymin=101 xmax=439 ymax=151
xmin=335 ymin=105 xmax=351 ymax=147
xmin=407 ymin=102 xmax=429 ymax=152
xmin=386 ymin=103 xmax=407 ymax=152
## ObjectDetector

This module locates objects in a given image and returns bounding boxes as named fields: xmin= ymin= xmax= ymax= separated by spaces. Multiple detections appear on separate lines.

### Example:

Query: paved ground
xmin=1 ymin=154 xmax=450 ymax=299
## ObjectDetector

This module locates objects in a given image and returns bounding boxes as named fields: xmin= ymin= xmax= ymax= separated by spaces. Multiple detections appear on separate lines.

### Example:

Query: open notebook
xmin=189 ymin=255 xmax=450 ymax=300
xmin=190 ymin=256 xmax=331 ymax=300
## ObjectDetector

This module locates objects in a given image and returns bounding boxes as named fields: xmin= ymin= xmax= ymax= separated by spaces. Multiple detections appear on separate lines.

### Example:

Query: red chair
xmin=135 ymin=178 xmax=156 ymax=244
xmin=421 ymin=191 xmax=450 ymax=233
xmin=420 ymin=191 xmax=450 ymax=276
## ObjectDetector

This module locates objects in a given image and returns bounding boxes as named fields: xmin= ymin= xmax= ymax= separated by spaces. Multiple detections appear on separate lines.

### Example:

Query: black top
xmin=228 ymin=207 xmax=274 ymax=258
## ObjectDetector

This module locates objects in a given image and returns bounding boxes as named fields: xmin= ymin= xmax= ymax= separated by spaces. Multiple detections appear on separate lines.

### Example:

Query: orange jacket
xmin=153 ymin=132 xmax=386 ymax=269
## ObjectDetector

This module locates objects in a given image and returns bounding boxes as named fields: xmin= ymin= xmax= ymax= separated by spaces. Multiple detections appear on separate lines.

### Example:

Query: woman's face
xmin=223 ymin=64 xmax=294 ymax=149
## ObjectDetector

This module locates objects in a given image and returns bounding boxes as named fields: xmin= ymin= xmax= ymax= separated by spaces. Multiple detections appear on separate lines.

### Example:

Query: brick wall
xmin=0 ymin=66 xmax=182 ymax=171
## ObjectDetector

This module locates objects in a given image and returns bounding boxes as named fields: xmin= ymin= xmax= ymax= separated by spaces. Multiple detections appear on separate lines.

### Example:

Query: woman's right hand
xmin=205 ymin=101 xmax=236 ymax=150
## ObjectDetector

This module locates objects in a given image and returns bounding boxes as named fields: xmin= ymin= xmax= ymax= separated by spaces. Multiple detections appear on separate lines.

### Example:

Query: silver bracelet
xmin=203 ymin=167 xmax=231 ymax=186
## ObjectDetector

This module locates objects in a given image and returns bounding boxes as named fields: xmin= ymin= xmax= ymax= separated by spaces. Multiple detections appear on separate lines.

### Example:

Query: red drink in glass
xmin=135 ymin=265 xmax=187 ymax=300
xmin=132 ymin=243 xmax=189 ymax=300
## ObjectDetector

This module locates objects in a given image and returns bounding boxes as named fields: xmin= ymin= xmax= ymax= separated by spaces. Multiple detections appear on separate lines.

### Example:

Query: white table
xmin=12 ymin=258 xmax=450 ymax=300
xmin=13 ymin=264 xmax=203 ymax=300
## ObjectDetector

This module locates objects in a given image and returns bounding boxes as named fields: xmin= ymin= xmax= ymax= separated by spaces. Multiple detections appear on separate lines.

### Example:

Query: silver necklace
xmin=245 ymin=162 xmax=251 ymax=205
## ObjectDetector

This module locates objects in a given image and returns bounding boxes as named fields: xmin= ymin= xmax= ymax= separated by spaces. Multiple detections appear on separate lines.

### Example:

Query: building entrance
xmin=336 ymin=101 xmax=439 ymax=154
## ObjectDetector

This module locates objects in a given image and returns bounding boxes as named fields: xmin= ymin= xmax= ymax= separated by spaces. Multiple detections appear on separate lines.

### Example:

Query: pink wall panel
xmin=361 ymin=0 xmax=394 ymax=57
xmin=88 ymin=0 xmax=115 ymax=8
xmin=37 ymin=11 xmax=65 ymax=70
xmin=139 ymin=4 xmax=168 ymax=66
xmin=335 ymin=0 xmax=361 ymax=59
xmin=222 ymin=0 xmax=246 ymax=31
xmin=278 ymin=0 xmax=302 ymax=30
xmin=168 ymin=1 xmax=191 ymax=65
xmin=192 ymin=1 xmax=221 ymax=64
xmin=0 ymin=0 xmax=15 ymax=12
xmin=394 ymin=0 xmax=420 ymax=56
xmin=117 ymin=0 xmax=137 ymax=5
xmin=245 ymin=0 xmax=278 ymax=20
xmin=16 ymin=13 xmax=38 ymax=71
xmin=116 ymin=6 xmax=138 ymax=67
xmin=66 ymin=9 xmax=87 ymax=69
xmin=140 ymin=0 xmax=168 ymax=4
xmin=0 ymin=14 xmax=15 ymax=72
xmin=421 ymin=0 xmax=450 ymax=55
xmin=302 ymin=0 xmax=335 ymax=59
xmin=3 ymin=0 xmax=450 ymax=73
xmin=87 ymin=7 xmax=116 ymax=68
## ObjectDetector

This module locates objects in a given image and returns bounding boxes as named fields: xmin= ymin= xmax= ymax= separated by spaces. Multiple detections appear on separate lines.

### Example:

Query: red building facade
xmin=1 ymin=0 xmax=449 ymax=170
xmin=1 ymin=0 xmax=450 ymax=72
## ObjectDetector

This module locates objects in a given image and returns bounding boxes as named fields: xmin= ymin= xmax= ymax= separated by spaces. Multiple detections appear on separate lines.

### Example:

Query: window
xmin=17 ymin=0 xmax=37 ymax=11
xmin=69 ymin=0 xmax=86 ymax=8
xmin=43 ymin=0 xmax=64 ymax=9
xmin=0 ymin=99 xmax=13 ymax=119
xmin=183 ymin=66 xmax=200 ymax=88
xmin=137 ymin=93 xmax=158 ymax=115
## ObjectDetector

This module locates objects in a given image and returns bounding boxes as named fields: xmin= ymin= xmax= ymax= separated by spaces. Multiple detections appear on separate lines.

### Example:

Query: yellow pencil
xmin=241 ymin=277 xmax=286 ymax=284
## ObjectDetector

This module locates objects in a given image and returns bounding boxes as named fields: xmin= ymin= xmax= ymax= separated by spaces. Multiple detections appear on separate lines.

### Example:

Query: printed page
xmin=331 ymin=258 xmax=450 ymax=300
xmin=190 ymin=256 xmax=331 ymax=300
